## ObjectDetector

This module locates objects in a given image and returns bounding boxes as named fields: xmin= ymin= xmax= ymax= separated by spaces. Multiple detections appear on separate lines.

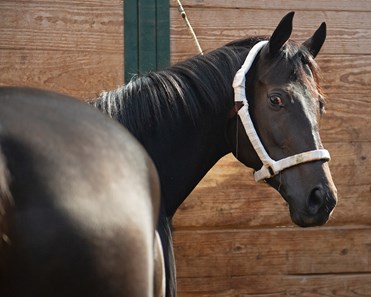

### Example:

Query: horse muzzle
xmin=289 ymin=185 xmax=337 ymax=227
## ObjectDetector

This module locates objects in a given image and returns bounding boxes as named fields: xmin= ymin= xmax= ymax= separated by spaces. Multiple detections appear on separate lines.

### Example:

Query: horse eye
xmin=318 ymin=95 xmax=326 ymax=114
xmin=269 ymin=95 xmax=284 ymax=107
xmin=319 ymin=99 xmax=326 ymax=114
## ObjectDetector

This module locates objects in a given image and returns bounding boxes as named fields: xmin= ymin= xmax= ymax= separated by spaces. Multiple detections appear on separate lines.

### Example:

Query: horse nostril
xmin=307 ymin=187 xmax=324 ymax=215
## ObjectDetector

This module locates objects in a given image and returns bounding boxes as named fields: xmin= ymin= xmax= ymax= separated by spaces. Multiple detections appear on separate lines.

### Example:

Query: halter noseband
xmin=232 ymin=40 xmax=330 ymax=182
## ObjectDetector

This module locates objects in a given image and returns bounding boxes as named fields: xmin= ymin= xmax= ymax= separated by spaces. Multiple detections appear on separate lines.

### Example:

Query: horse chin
xmin=289 ymin=208 xmax=330 ymax=228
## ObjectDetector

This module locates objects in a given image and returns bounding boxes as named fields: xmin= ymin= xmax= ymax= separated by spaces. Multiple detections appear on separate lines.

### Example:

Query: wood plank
xmin=320 ymin=95 xmax=371 ymax=142
xmin=170 ymin=0 xmax=371 ymax=12
xmin=0 ymin=50 xmax=123 ymax=99
xmin=173 ymin=183 xmax=370 ymax=229
xmin=176 ymin=274 xmax=371 ymax=296
xmin=0 ymin=1 xmax=123 ymax=53
xmin=0 ymin=0 xmax=123 ymax=99
xmin=318 ymin=55 xmax=371 ymax=96
xmin=324 ymin=142 xmax=370 ymax=184
xmin=173 ymin=227 xmax=371 ymax=277
xmin=170 ymin=8 xmax=371 ymax=56
xmin=320 ymin=100 xmax=371 ymax=142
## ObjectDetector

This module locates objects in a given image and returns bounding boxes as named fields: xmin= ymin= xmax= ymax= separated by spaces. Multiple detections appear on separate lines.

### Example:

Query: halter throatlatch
xmin=232 ymin=40 xmax=331 ymax=182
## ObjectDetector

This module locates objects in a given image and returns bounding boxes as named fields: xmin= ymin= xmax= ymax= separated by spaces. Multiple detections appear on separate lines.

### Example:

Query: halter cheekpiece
xmin=232 ymin=40 xmax=331 ymax=182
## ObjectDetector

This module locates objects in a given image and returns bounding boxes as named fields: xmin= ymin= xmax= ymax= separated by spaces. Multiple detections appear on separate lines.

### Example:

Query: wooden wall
xmin=1 ymin=1 xmax=370 ymax=296
xmin=0 ymin=0 xmax=124 ymax=99
xmin=170 ymin=1 xmax=371 ymax=296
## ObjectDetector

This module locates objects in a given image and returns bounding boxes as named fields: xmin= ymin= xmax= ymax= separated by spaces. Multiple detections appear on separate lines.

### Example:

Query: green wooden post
xmin=124 ymin=0 xmax=170 ymax=84
xmin=156 ymin=0 xmax=170 ymax=71
xmin=124 ymin=1 xmax=138 ymax=82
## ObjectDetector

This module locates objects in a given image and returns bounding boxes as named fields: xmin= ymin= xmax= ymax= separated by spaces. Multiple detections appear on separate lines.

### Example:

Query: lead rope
xmin=175 ymin=0 xmax=203 ymax=55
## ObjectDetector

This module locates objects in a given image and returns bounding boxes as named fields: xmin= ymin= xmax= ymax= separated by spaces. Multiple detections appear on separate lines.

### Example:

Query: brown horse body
xmin=0 ymin=87 xmax=163 ymax=297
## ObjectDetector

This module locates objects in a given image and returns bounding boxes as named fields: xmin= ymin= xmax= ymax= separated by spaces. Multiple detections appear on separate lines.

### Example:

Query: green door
xmin=124 ymin=0 xmax=170 ymax=83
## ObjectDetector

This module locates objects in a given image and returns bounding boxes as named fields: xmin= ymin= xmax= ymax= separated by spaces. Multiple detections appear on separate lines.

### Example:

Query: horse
xmin=92 ymin=12 xmax=338 ymax=297
xmin=0 ymin=87 xmax=164 ymax=297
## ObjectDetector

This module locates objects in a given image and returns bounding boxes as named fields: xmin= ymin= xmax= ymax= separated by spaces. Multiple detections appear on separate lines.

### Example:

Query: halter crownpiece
xmin=232 ymin=40 xmax=331 ymax=182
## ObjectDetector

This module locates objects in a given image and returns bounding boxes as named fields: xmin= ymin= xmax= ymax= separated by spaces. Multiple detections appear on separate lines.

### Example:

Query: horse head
xmin=229 ymin=12 xmax=337 ymax=227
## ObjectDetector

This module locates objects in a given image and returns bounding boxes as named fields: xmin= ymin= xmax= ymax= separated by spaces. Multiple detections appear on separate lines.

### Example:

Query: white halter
xmin=232 ymin=40 xmax=330 ymax=182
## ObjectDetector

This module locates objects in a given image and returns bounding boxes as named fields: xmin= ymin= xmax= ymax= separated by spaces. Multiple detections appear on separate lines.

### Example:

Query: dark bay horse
xmin=0 ymin=87 xmax=164 ymax=297
xmin=93 ymin=12 xmax=338 ymax=297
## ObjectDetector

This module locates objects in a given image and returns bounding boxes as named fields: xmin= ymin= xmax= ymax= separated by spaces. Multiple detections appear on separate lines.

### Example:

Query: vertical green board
xmin=124 ymin=1 xmax=138 ymax=82
xmin=138 ymin=0 xmax=157 ymax=74
xmin=156 ymin=0 xmax=170 ymax=71
xmin=124 ymin=0 xmax=170 ymax=83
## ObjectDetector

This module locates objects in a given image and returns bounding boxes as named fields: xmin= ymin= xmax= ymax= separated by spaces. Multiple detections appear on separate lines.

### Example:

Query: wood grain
xmin=0 ymin=0 xmax=123 ymax=99
xmin=173 ymin=227 xmax=371 ymax=296
xmin=173 ymin=226 xmax=371 ymax=276
xmin=320 ymin=95 xmax=370 ymax=143
xmin=170 ymin=0 xmax=371 ymax=12
xmin=170 ymin=8 xmax=371 ymax=57
xmin=0 ymin=50 xmax=123 ymax=99
xmin=0 ymin=1 xmax=123 ymax=53
xmin=318 ymin=55 xmax=371 ymax=95
xmin=176 ymin=274 xmax=371 ymax=297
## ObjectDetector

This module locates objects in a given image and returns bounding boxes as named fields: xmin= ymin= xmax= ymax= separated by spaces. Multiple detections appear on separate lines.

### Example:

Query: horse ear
xmin=302 ymin=22 xmax=327 ymax=58
xmin=269 ymin=11 xmax=295 ymax=56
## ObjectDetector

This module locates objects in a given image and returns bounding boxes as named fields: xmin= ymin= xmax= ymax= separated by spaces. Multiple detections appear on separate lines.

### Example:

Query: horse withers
xmin=0 ymin=87 xmax=164 ymax=297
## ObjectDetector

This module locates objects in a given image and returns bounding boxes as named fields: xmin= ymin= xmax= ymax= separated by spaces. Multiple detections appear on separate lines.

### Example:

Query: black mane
xmin=92 ymin=37 xmax=266 ymax=139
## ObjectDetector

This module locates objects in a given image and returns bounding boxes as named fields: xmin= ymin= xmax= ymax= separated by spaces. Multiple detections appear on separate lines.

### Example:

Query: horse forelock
xmin=92 ymin=37 xmax=267 ymax=140
xmin=290 ymin=42 xmax=326 ymax=112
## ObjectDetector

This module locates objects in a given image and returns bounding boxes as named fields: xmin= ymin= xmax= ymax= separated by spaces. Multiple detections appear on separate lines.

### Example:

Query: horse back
xmin=0 ymin=87 xmax=161 ymax=297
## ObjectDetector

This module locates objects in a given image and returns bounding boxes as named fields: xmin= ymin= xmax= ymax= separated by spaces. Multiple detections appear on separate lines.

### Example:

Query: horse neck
xmin=142 ymin=113 xmax=230 ymax=218
xmin=95 ymin=45 xmax=249 ymax=217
